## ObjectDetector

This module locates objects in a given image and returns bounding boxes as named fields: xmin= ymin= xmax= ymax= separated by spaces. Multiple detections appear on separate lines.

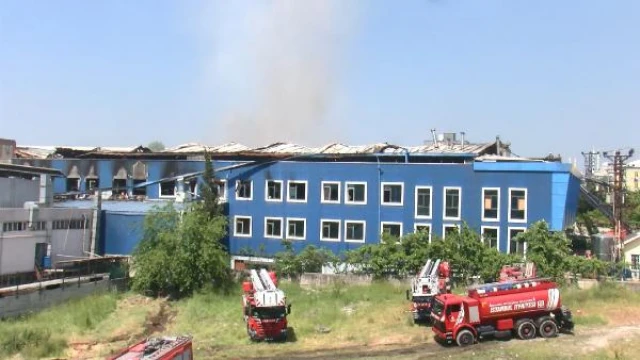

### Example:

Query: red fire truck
xmin=406 ymin=259 xmax=451 ymax=322
xmin=242 ymin=268 xmax=291 ymax=341
xmin=107 ymin=336 xmax=193 ymax=359
xmin=431 ymin=278 xmax=574 ymax=346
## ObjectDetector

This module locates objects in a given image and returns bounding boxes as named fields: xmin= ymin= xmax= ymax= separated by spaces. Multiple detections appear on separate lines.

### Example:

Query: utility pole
xmin=603 ymin=149 xmax=634 ymax=263
xmin=581 ymin=149 xmax=601 ymax=178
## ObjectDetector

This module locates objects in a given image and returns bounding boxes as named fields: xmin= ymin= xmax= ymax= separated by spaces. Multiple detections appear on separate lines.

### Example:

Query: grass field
xmin=2 ymin=280 xmax=640 ymax=359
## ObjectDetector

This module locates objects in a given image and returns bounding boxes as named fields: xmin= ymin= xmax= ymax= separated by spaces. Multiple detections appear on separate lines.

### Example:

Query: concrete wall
xmin=0 ymin=177 xmax=39 ymax=208
xmin=0 ymin=139 xmax=16 ymax=164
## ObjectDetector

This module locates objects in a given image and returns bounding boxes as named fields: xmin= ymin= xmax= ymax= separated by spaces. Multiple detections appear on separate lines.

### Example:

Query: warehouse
xmin=12 ymin=134 xmax=581 ymax=264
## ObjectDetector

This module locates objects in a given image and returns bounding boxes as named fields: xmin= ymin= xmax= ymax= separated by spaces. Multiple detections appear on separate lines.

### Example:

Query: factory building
xmin=12 ymin=134 xmax=582 ymax=266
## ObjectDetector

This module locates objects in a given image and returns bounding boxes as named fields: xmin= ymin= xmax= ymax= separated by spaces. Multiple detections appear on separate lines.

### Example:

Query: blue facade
xmin=22 ymin=157 xmax=581 ymax=257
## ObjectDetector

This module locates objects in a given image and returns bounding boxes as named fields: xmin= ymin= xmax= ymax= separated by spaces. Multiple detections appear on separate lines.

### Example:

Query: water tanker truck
xmin=432 ymin=278 xmax=574 ymax=346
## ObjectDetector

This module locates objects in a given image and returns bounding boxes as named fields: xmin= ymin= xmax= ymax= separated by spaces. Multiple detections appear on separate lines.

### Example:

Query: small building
xmin=625 ymin=159 xmax=640 ymax=192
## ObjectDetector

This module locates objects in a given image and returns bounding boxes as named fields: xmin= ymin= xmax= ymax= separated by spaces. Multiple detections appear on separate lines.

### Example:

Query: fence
xmin=0 ymin=275 xmax=130 ymax=319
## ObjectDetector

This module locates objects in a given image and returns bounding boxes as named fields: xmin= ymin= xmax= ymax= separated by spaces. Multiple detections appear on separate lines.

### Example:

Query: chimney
xmin=38 ymin=175 xmax=52 ymax=206
xmin=460 ymin=132 xmax=465 ymax=150
xmin=496 ymin=136 xmax=502 ymax=156
xmin=431 ymin=129 xmax=438 ymax=148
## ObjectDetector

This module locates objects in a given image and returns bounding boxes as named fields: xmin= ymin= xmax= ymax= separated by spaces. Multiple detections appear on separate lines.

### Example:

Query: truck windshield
xmin=253 ymin=307 xmax=286 ymax=319
xmin=432 ymin=299 xmax=445 ymax=317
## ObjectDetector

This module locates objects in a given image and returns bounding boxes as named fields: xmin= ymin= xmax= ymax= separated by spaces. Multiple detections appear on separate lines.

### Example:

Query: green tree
xmin=200 ymin=150 xmax=222 ymax=218
xmin=515 ymin=221 xmax=572 ymax=282
xmin=275 ymin=240 xmax=337 ymax=279
xmin=147 ymin=141 xmax=166 ymax=152
xmin=131 ymin=202 xmax=230 ymax=298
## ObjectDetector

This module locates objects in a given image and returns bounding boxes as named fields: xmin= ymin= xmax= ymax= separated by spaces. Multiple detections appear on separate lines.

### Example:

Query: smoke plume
xmin=208 ymin=0 xmax=356 ymax=146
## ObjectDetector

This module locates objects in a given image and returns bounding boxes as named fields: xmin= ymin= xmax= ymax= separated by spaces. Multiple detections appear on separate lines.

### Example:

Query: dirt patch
xmin=143 ymin=302 xmax=176 ymax=337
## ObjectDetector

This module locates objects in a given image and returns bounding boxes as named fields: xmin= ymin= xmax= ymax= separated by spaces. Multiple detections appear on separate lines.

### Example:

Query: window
xmin=286 ymin=218 xmax=306 ymax=240
xmin=160 ymin=180 xmax=176 ymax=197
xmin=265 ymin=180 xmax=283 ymax=201
xmin=381 ymin=182 xmax=403 ymax=206
xmin=86 ymin=178 xmax=99 ymax=192
xmin=482 ymin=188 xmax=500 ymax=221
xmin=415 ymin=186 xmax=432 ymax=218
xmin=444 ymin=187 xmax=461 ymax=220
xmin=345 ymin=221 xmax=365 ymax=243
xmin=509 ymin=228 xmax=526 ymax=255
xmin=234 ymin=216 xmax=252 ymax=237
xmin=443 ymin=224 xmax=460 ymax=239
xmin=31 ymin=221 xmax=47 ymax=231
xmin=236 ymin=180 xmax=253 ymax=200
xmin=632 ymin=255 xmax=640 ymax=270
xmin=321 ymin=182 xmax=340 ymax=204
xmin=481 ymin=226 xmax=499 ymax=249
xmin=133 ymin=179 xmax=147 ymax=196
xmin=320 ymin=220 xmax=340 ymax=241
xmin=345 ymin=182 xmax=367 ymax=204
xmin=509 ymin=188 xmax=527 ymax=222
xmin=52 ymin=219 xmax=87 ymax=230
xmin=287 ymin=181 xmax=307 ymax=202
xmin=112 ymin=179 xmax=127 ymax=195
xmin=381 ymin=222 xmax=402 ymax=238
xmin=2 ymin=221 xmax=28 ymax=232
xmin=66 ymin=178 xmax=80 ymax=192
xmin=214 ymin=180 xmax=227 ymax=200
xmin=264 ymin=217 xmax=283 ymax=239
xmin=414 ymin=223 xmax=432 ymax=242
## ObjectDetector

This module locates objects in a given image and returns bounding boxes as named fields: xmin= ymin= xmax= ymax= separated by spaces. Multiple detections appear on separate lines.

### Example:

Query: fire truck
xmin=431 ymin=278 xmax=574 ymax=346
xmin=406 ymin=259 xmax=451 ymax=322
xmin=107 ymin=336 xmax=193 ymax=360
xmin=499 ymin=262 xmax=536 ymax=282
xmin=242 ymin=268 xmax=291 ymax=341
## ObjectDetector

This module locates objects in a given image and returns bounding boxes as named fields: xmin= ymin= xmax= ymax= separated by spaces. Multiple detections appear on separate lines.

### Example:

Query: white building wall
xmin=0 ymin=177 xmax=39 ymax=208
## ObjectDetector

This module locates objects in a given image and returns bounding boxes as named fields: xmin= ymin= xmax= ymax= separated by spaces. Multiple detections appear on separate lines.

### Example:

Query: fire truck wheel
xmin=537 ymin=318 xmax=559 ymax=338
xmin=456 ymin=329 xmax=475 ymax=347
xmin=516 ymin=319 xmax=537 ymax=340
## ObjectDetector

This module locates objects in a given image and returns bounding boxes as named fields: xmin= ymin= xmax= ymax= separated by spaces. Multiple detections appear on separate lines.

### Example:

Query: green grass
xmin=561 ymin=282 xmax=640 ymax=328
xmin=0 ymin=293 xmax=119 ymax=358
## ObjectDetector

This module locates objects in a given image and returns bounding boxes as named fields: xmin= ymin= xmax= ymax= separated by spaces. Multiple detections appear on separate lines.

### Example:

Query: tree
xmin=131 ymin=202 xmax=230 ymax=298
xmin=200 ymin=150 xmax=222 ymax=219
xmin=147 ymin=141 xmax=166 ymax=152
xmin=515 ymin=221 xmax=572 ymax=282
xmin=275 ymin=240 xmax=337 ymax=279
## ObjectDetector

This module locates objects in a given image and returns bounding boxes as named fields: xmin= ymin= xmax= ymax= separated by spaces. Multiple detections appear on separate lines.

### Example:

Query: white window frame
xmin=508 ymin=226 xmax=527 ymax=256
xmin=158 ymin=180 xmax=177 ymax=199
xmin=264 ymin=217 xmax=284 ymax=239
xmin=321 ymin=181 xmax=341 ymax=204
xmin=286 ymin=218 xmax=306 ymax=240
xmin=414 ymin=223 xmax=432 ymax=243
xmin=345 ymin=181 xmax=367 ymax=205
xmin=235 ymin=180 xmax=253 ymax=201
xmin=481 ymin=225 xmax=500 ymax=251
xmin=414 ymin=186 xmax=433 ymax=219
xmin=380 ymin=221 xmax=403 ymax=239
xmin=344 ymin=220 xmax=366 ymax=243
xmin=234 ymin=216 xmax=252 ymax=237
xmin=265 ymin=180 xmax=283 ymax=202
xmin=287 ymin=180 xmax=308 ymax=203
xmin=381 ymin=182 xmax=404 ymax=206
xmin=320 ymin=219 xmax=341 ymax=242
xmin=481 ymin=187 xmax=500 ymax=222
xmin=443 ymin=186 xmax=462 ymax=221
xmin=442 ymin=224 xmax=460 ymax=240
xmin=508 ymin=188 xmax=528 ymax=223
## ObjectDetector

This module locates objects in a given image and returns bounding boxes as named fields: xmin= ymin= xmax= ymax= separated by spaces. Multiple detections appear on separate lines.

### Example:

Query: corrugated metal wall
xmin=0 ymin=177 xmax=39 ymax=207
xmin=102 ymin=212 xmax=144 ymax=255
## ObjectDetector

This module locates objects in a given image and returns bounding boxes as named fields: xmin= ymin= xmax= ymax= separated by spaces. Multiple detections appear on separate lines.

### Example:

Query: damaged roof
xmin=14 ymin=139 xmax=510 ymax=160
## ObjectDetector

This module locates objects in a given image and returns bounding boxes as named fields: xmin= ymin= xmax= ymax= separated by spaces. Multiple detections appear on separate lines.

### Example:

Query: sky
xmin=1 ymin=0 xmax=639 ymax=165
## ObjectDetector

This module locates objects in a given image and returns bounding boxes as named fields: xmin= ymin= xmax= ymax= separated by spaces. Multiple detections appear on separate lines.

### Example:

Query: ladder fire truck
xmin=406 ymin=259 xmax=451 ymax=322
xmin=431 ymin=278 xmax=574 ymax=347
xmin=107 ymin=336 xmax=193 ymax=360
xmin=499 ymin=262 xmax=536 ymax=282
xmin=242 ymin=269 xmax=291 ymax=341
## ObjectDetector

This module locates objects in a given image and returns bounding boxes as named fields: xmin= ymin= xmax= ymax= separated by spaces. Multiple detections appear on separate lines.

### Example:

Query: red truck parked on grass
xmin=108 ymin=336 xmax=193 ymax=360
xmin=432 ymin=278 xmax=574 ymax=346
xmin=242 ymin=268 xmax=291 ymax=341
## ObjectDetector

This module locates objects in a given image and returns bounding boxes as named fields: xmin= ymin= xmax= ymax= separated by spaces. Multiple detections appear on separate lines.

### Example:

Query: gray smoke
xmin=209 ymin=0 xmax=356 ymax=147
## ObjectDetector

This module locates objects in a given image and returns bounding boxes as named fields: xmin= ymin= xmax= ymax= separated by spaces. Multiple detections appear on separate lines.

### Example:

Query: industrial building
xmin=11 ymin=133 xmax=582 ymax=268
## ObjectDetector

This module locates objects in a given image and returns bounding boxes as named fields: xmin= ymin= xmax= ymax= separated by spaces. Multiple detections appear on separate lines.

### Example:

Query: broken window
xmin=112 ymin=179 xmax=127 ymax=195
xmin=265 ymin=218 xmax=283 ymax=238
xmin=321 ymin=220 xmax=340 ymax=241
xmin=509 ymin=189 xmax=527 ymax=221
xmin=322 ymin=182 xmax=340 ymax=203
xmin=346 ymin=182 xmax=366 ymax=204
xmin=482 ymin=227 xmax=499 ymax=249
xmin=287 ymin=219 xmax=306 ymax=239
xmin=235 ymin=217 xmax=252 ymax=236
xmin=66 ymin=178 xmax=80 ymax=192
xmin=266 ymin=180 xmax=282 ymax=201
xmin=345 ymin=221 xmax=365 ymax=242
xmin=288 ymin=181 xmax=307 ymax=202
xmin=415 ymin=187 xmax=431 ymax=217
xmin=86 ymin=178 xmax=99 ymax=193
xmin=509 ymin=228 xmax=526 ymax=255
xmin=444 ymin=188 xmax=461 ymax=219
xmin=236 ymin=180 xmax=252 ymax=200
xmin=160 ymin=180 xmax=176 ymax=197
xmin=132 ymin=180 xmax=147 ymax=196
xmin=214 ymin=180 xmax=226 ymax=199
xmin=483 ymin=189 xmax=499 ymax=220
xmin=188 ymin=179 xmax=197 ymax=195
xmin=381 ymin=223 xmax=402 ymax=238
xmin=382 ymin=183 xmax=403 ymax=205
